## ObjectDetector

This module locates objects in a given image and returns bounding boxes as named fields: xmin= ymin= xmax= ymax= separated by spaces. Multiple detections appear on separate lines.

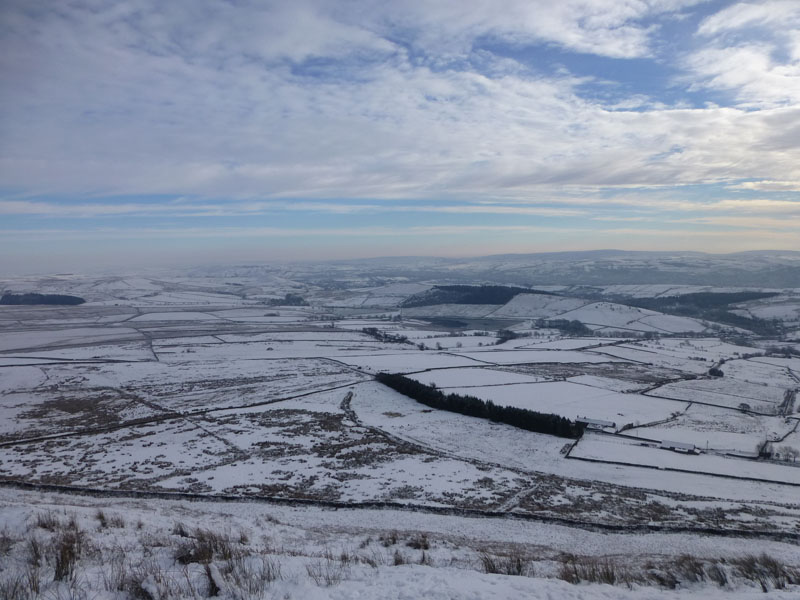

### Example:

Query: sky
xmin=1 ymin=0 xmax=799 ymax=272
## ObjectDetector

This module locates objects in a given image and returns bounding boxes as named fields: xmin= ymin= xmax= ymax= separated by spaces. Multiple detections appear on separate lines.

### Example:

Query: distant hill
xmin=308 ymin=250 xmax=800 ymax=288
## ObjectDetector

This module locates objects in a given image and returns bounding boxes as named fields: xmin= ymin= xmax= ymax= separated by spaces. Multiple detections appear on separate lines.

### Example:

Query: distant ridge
xmin=305 ymin=250 xmax=800 ymax=288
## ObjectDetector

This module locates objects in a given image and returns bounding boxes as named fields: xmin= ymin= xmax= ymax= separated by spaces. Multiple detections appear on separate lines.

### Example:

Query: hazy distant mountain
xmin=286 ymin=250 xmax=800 ymax=288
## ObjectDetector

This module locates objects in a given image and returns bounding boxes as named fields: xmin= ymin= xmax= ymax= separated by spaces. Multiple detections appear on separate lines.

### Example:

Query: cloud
xmin=675 ymin=215 xmax=800 ymax=229
xmin=685 ymin=44 xmax=800 ymax=106
xmin=686 ymin=1 xmax=800 ymax=107
xmin=3 ymin=223 xmax=797 ymax=253
xmin=0 ymin=0 xmax=798 ymax=242
xmin=367 ymin=0 xmax=680 ymax=59
xmin=730 ymin=180 xmax=800 ymax=192
xmin=703 ymin=198 xmax=800 ymax=212
xmin=697 ymin=0 xmax=799 ymax=36
xmin=4 ymin=192 xmax=797 ymax=224
xmin=0 ymin=197 xmax=586 ymax=218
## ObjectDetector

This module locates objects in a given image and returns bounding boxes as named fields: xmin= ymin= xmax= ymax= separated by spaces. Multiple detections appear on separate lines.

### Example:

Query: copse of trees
xmin=496 ymin=329 xmax=522 ymax=344
xmin=361 ymin=327 xmax=412 ymax=345
xmin=766 ymin=345 xmax=800 ymax=358
xmin=266 ymin=293 xmax=308 ymax=306
xmin=0 ymin=293 xmax=85 ymax=306
xmin=376 ymin=372 xmax=584 ymax=439
xmin=536 ymin=319 xmax=593 ymax=336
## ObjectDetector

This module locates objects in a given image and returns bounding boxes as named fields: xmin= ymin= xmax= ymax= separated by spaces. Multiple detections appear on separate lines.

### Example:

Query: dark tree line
xmin=0 ymin=293 xmax=85 ymax=306
xmin=630 ymin=291 xmax=778 ymax=311
xmin=361 ymin=327 xmax=412 ymax=345
xmin=376 ymin=372 xmax=584 ymax=439
xmin=536 ymin=319 xmax=593 ymax=336
xmin=766 ymin=345 xmax=800 ymax=357
xmin=495 ymin=329 xmax=522 ymax=344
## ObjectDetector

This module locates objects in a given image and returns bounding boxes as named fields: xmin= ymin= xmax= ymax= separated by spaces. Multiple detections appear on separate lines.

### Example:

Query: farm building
xmin=577 ymin=417 xmax=616 ymax=430
xmin=660 ymin=440 xmax=699 ymax=454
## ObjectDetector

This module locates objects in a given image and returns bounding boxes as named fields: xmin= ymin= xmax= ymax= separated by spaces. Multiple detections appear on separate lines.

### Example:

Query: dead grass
xmin=480 ymin=551 xmax=531 ymax=577
xmin=174 ymin=527 xmax=239 ymax=565
xmin=33 ymin=511 xmax=61 ymax=531
xmin=732 ymin=553 xmax=800 ymax=591
xmin=557 ymin=552 xmax=800 ymax=592
xmin=221 ymin=554 xmax=282 ymax=597
xmin=0 ymin=527 xmax=15 ymax=556
xmin=0 ymin=574 xmax=29 ymax=600
xmin=406 ymin=533 xmax=430 ymax=550
xmin=379 ymin=531 xmax=398 ymax=547
xmin=557 ymin=554 xmax=637 ymax=587
xmin=53 ymin=527 xmax=84 ymax=582
xmin=306 ymin=555 xmax=349 ymax=587
xmin=95 ymin=509 xmax=125 ymax=529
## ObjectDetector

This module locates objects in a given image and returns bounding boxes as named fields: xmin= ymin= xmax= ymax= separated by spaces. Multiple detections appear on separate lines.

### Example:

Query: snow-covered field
xmin=442 ymin=381 xmax=682 ymax=426
xmin=572 ymin=433 xmax=800 ymax=485
xmin=451 ymin=349 xmax=625 ymax=365
xmin=1 ymin=274 xmax=799 ymax=598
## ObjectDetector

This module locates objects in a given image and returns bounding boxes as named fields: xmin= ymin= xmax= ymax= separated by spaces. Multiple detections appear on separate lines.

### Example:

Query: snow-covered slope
xmin=556 ymin=302 xmax=706 ymax=333
xmin=402 ymin=304 xmax=502 ymax=318
xmin=487 ymin=293 xmax=588 ymax=318
xmin=488 ymin=294 xmax=708 ymax=333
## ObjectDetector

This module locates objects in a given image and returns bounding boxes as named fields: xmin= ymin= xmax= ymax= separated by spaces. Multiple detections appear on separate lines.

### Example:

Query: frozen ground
xmin=572 ymin=433 xmax=800 ymax=485
xmin=1 ymin=274 xmax=799 ymax=598
xmin=1 ymin=488 xmax=799 ymax=599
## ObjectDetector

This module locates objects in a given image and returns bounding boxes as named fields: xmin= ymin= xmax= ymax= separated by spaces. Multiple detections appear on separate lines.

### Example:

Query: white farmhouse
xmin=660 ymin=440 xmax=699 ymax=454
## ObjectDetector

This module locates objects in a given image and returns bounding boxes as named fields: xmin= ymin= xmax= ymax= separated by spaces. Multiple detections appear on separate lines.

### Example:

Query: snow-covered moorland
xmin=1 ymin=272 xmax=799 ymax=598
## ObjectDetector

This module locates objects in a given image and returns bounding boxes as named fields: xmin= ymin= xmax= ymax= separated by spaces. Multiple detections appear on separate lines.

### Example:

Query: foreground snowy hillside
xmin=1 ymin=487 xmax=798 ymax=599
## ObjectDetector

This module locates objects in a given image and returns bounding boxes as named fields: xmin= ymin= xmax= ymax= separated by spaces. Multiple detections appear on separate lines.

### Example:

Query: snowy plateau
xmin=1 ymin=255 xmax=800 ymax=599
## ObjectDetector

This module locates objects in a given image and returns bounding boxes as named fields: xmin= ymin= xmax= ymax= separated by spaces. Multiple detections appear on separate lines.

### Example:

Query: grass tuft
xmin=34 ymin=511 xmax=61 ymax=532
xmin=479 ymin=549 xmax=530 ymax=577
